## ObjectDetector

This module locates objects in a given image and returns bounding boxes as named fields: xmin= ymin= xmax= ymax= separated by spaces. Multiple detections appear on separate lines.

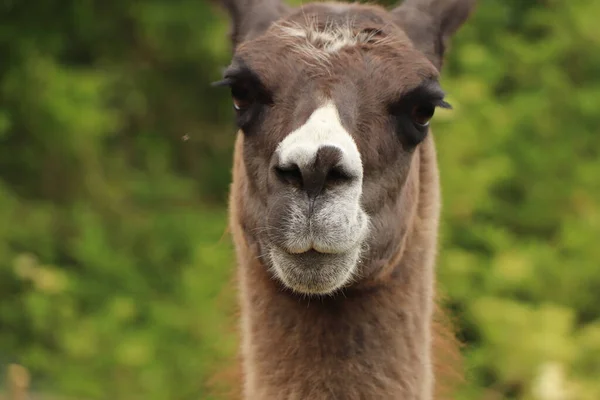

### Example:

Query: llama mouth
xmin=285 ymin=247 xmax=323 ymax=255
xmin=268 ymin=245 xmax=361 ymax=294
xmin=286 ymin=248 xmax=330 ymax=256
xmin=277 ymin=245 xmax=350 ymax=262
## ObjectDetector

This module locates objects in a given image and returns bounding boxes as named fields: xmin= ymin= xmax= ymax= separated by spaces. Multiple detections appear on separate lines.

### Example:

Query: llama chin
xmin=268 ymin=246 xmax=362 ymax=294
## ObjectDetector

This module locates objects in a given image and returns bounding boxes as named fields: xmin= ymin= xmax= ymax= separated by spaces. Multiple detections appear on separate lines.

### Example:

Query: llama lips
xmin=300 ymin=248 xmax=328 ymax=256
xmin=268 ymin=245 xmax=361 ymax=294
xmin=272 ymin=244 xmax=346 ymax=264
xmin=285 ymin=247 xmax=339 ymax=256
xmin=281 ymin=248 xmax=340 ymax=262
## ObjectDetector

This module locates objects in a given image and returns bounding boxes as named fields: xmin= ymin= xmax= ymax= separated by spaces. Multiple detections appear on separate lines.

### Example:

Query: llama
xmin=213 ymin=0 xmax=476 ymax=398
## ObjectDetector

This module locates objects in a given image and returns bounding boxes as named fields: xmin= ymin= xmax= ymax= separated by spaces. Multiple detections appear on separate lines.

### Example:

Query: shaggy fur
xmin=212 ymin=0 xmax=476 ymax=398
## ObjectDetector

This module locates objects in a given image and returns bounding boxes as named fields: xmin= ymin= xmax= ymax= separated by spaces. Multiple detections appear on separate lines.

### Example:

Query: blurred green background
xmin=0 ymin=0 xmax=599 ymax=399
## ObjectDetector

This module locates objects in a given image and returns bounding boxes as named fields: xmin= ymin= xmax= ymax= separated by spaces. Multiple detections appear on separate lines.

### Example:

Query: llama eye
xmin=231 ymin=85 xmax=253 ymax=111
xmin=411 ymin=104 xmax=435 ymax=128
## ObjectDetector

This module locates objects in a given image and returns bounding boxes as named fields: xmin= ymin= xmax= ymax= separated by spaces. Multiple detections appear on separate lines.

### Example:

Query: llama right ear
xmin=392 ymin=0 xmax=477 ymax=70
xmin=214 ymin=0 xmax=290 ymax=49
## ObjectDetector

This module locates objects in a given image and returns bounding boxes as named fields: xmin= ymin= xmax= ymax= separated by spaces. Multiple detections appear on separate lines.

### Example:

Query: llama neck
xmin=237 ymin=256 xmax=436 ymax=399
xmin=230 ymin=135 xmax=440 ymax=400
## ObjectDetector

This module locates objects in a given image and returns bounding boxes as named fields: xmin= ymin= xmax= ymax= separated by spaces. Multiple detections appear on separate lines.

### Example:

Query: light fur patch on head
xmin=272 ymin=16 xmax=399 ymax=69
xmin=276 ymin=18 xmax=382 ymax=53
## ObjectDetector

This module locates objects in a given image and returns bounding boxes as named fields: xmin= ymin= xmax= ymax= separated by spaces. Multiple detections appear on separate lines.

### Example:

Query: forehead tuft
xmin=274 ymin=19 xmax=382 ymax=54
xmin=269 ymin=4 xmax=410 ymax=54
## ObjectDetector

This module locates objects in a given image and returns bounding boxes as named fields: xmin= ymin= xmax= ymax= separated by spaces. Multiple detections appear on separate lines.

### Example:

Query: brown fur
xmin=211 ymin=1 xmax=476 ymax=398
xmin=207 ymin=297 xmax=463 ymax=399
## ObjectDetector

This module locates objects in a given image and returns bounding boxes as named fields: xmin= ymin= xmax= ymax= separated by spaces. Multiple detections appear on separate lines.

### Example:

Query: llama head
xmin=216 ymin=0 xmax=475 ymax=295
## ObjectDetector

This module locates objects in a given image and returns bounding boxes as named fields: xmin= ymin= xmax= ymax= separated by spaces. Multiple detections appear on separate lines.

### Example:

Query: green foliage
xmin=436 ymin=0 xmax=600 ymax=398
xmin=0 ymin=0 xmax=598 ymax=399
xmin=0 ymin=1 xmax=236 ymax=398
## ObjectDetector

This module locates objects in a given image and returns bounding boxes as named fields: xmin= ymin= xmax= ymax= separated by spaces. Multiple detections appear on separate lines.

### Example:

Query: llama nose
xmin=275 ymin=146 xmax=355 ymax=198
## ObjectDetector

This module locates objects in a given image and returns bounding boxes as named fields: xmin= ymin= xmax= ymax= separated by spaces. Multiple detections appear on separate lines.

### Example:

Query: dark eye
xmin=231 ymin=84 xmax=254 ymax=111
xmin=411 ymin=103 xmax=435 ymax=128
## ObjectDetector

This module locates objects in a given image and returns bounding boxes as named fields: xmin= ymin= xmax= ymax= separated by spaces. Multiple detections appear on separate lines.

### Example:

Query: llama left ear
xmin=392 ymin=0 xmax=477 ymax=70
xmin=215 ymin=0 xmax=290 ymax=50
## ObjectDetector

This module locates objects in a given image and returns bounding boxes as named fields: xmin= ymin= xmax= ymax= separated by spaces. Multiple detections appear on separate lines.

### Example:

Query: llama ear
xmin=392 ymin=0 xmax=477 ymax=70
xmin=215 ymin=0 xmax=290 ymax=49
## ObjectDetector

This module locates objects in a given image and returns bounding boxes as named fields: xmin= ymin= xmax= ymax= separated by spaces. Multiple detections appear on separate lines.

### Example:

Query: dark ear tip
xmin=212 ymin=78 xmax=233 ymax=87
xmin=438 ymin=100 xmax=452 ymax=110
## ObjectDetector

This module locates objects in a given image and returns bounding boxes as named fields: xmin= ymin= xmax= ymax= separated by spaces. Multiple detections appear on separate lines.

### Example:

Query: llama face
xmin=218 ymin=4 xmax=450 ymax=294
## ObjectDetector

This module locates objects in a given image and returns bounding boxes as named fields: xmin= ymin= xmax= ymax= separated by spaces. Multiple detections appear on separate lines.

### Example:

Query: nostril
xmin=326 ymin=166 xmax=354 ymax=186
xmin=275 ymin=163 xmax=303 ymax=187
